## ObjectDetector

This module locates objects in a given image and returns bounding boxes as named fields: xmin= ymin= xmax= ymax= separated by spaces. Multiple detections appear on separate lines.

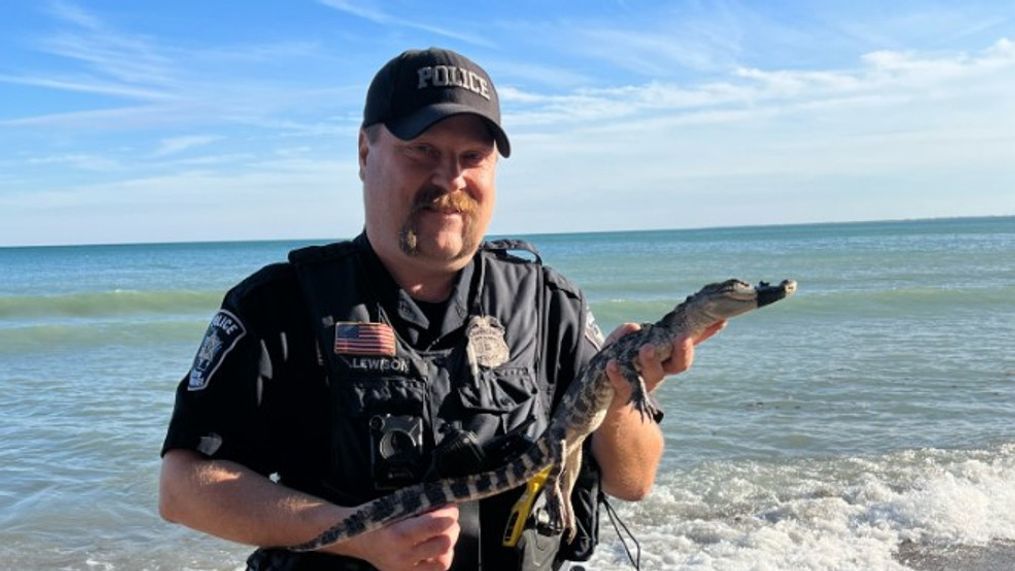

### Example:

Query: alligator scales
xmin=288 ymin=278 xmax=797 ymax=551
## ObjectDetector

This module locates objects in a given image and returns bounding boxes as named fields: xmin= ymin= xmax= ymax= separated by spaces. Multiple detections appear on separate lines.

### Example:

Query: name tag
xmin=345 ymin=356 xmax=410 ymax=374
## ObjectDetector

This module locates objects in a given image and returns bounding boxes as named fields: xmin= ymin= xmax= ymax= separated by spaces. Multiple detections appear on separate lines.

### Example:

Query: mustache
xmin=400 ymin=186 xmax=479 ymax=259
xmin=410 ymin=186 xmax=478 ymax=216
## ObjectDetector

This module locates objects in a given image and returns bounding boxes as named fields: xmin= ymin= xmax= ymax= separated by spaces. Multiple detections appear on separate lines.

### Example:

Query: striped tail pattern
xmin=287 ymin=430 xmax=563 ymax=552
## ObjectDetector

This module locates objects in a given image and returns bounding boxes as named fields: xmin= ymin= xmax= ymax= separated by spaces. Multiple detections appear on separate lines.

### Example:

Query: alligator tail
xmin=287 ymin=435 xmax=558 ymax=551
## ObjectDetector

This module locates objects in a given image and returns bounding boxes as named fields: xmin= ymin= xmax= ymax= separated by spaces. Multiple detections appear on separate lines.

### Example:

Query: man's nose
xmin=431 ymin=157 xmax=466 ymax=192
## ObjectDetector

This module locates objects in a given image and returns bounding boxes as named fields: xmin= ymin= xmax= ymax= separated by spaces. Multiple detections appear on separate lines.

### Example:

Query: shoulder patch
xmin=189 ymin=309 xmax=247 ymax=391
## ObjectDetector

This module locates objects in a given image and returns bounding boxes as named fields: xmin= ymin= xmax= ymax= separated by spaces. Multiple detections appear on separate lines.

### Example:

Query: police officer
xmin=159 ymin=47 xmax=724 ymax=571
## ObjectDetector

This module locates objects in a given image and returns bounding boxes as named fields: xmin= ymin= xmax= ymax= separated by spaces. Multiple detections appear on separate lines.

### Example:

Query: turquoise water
xmin=1 ymin=217 xmax=1013 ymax=570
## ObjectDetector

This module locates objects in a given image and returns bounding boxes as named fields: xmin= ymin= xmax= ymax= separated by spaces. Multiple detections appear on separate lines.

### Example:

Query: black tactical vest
xmin=247 ymin=238 xmax=567 ymax=571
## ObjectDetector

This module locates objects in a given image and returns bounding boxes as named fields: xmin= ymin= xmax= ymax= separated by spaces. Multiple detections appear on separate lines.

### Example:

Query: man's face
xmin=359 ymin=114 xmax=498 ymax=274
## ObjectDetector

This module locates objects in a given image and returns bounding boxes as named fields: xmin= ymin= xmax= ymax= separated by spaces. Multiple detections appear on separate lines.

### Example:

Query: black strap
xmin=600 ymin=495 xmax=640 ymax=570
xmin=481 ymin=239 xmax=543 ymax=264
xmin=452 ymin=500 xmax=482 ymax=570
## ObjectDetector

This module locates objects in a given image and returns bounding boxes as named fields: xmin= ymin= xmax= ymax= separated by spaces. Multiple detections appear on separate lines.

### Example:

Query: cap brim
xmin=385 ymin=102 xmax=511 ymax=158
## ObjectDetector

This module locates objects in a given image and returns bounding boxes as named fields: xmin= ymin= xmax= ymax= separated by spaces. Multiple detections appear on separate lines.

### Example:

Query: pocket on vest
xmin=458 ymin=367 xmax=544 ymax=437
xmin=339 ymin=377 xmax=428 ymax=417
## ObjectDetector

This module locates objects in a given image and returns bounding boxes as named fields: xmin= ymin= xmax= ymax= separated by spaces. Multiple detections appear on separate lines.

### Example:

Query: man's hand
xmin=335 ymin=505 xmax=460 ymax=571
xmin=604 ymin=319 xmax=727 ymax=403
xmin=591 ymin=319 xmax=726 ymax=500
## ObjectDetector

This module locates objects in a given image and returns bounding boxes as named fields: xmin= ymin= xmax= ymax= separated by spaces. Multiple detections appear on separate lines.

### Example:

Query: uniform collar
xmin=354 ymin=232 xmax=476 ymax=342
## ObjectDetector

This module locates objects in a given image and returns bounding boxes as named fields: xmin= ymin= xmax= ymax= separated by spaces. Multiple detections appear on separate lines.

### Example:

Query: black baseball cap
xmin=362 ymin=47 xmax=511 ymax=157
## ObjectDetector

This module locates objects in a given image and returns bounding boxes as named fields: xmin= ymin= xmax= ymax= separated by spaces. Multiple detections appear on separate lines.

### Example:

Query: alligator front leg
xmin=617 ymin=360 xmax=658 ymax=422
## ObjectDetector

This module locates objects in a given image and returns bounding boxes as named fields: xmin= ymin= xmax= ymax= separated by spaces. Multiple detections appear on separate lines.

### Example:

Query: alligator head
xmin=670 ymin=278 xmax=797 ymax=326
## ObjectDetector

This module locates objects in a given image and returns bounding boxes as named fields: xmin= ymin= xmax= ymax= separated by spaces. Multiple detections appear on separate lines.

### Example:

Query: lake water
xmin=1 ymin=216 xmax=1013 ymax=570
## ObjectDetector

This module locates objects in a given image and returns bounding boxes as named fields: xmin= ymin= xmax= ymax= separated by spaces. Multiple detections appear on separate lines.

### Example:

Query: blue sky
xmin=2 ymin=1 xmax=1013 ymax=246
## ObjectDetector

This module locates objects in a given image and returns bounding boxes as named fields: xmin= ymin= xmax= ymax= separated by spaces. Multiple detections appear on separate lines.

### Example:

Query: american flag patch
xmin=334 ymin=322 xmax=397 ymax=356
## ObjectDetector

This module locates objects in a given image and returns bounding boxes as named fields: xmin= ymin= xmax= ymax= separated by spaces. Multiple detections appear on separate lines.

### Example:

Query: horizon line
xmin=2 ymin=213 xmax=1012 ymax=250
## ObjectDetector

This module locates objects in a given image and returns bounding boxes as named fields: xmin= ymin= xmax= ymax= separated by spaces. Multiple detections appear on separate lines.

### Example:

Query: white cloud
xmin=488 ymin=37 xmax=1015 ymax=235
xmin=23 ymin=153 xmax=122 ymax=172
xmin=317 ymin=0 xmax=495 ymax=48
xmin=38 ymin=17 xmax=177 ymax=89
xmin=573 ymin=27 xmax=738 ymax=74
xmin=46 ymin=0 xmax=102 ymax=30
xmin=153 ymin=135 xmax=222 ymax=157
xmin=500 ymin=38 xmax=1015 ymax=130
xmin=5 ymin=3 xmax=360 ymax=132
xmin=0 ymin=73 xmax=175 ymax=101
xmin=1 ymin=104 xmax=188 ymax=128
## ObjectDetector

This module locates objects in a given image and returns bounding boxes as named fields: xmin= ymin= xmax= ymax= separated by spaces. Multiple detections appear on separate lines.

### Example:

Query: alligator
xmin=287 ymin=278 xmax=797 ymax=551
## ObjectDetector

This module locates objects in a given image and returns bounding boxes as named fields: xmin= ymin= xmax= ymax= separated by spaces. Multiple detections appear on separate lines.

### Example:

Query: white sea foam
xmin=585 ymin=444 xmax=1015 ymax=570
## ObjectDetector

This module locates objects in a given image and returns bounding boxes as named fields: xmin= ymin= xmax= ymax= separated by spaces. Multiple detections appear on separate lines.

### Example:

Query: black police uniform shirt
xmin=161 ymin=233 xmax=606 ymax=566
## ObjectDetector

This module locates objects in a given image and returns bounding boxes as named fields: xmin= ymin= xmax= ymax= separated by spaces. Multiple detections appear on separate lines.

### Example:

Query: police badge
xmin=465 ymin=315 xmax=510 ymax=370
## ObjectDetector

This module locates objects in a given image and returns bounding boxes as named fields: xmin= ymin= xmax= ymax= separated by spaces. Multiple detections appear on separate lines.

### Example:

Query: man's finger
xmin=413 ymin=506 xmax=459 ymax=571
xmin=410 ymin=534 xmax=457 ymax=568
xmin=693 ymin=320 xmax=727 ymax=345
xmin=660 ymin=335 xmax=695 ymax=375
xmin=392 ymin=505 xmax=459 ymax=544
xmin=604 ymin=322 xmax=641 ymax=347
xmin=605 ymin=359 xmax=632 ymax=399
xmin=637 ymin=343 xmax=666 ymax=390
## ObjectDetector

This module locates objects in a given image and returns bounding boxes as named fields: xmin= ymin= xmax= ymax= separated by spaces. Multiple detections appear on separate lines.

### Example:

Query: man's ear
xmin=358 ymin=129 xmax=369 ymax=182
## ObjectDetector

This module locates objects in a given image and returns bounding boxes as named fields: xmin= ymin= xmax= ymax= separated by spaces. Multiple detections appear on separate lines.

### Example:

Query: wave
xmin=587 ymin=443 xmax=1015 ymax=570
xmin=0 ymin=320 xmax=207 ymax=354
xmin=0 ymin=289 xmax=222 ymax=320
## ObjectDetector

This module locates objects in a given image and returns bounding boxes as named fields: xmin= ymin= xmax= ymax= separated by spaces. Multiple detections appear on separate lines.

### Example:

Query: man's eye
xmin=463 ymin=152 xmax=486 ymax=165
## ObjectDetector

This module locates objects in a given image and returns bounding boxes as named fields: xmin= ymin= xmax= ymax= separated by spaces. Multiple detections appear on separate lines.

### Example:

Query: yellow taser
xmin=502 ymin=466 xmax=552 ymax=547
